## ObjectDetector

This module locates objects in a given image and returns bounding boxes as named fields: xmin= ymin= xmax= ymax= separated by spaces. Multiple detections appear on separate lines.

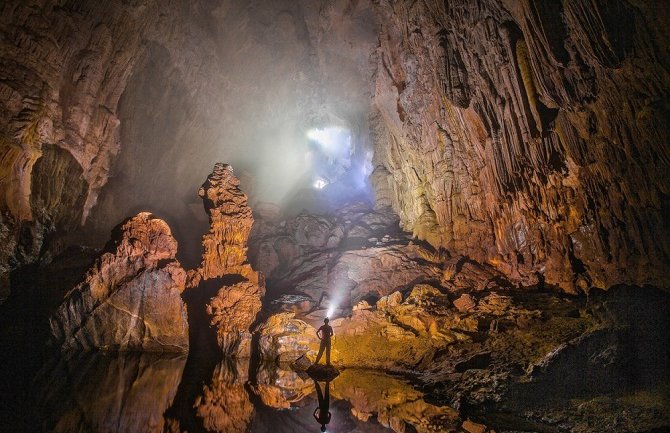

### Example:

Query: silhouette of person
xmin=313 ymin=380 xmax=331 ymax=432
xmin=315 ymin=318 xmax=333 ymax=365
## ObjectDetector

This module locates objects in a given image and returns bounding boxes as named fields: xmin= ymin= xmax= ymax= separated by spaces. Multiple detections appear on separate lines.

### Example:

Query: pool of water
xmin=25 ymin=352 xmax=463 ymax=433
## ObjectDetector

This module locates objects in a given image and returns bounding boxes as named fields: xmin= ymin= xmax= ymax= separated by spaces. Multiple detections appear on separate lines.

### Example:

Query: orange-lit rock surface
xmin=370 ymin=0 xmax=670 ymax=292
xmin=251 ymin=363 xmax=315 ymax=409
xmin=189 ymin=163 xmax=264 ymax=357
xmin=257 ymin=312 xmax=320 ymax=363
xmin=330 ymin=369 xmax=463 ymax=433
xmin=49 ymin=212 xmax=188 ymax=353
xmin=0 ymin=1 xmax=171 ymax=287
xmin=257 ymin=281 xmax=593 ymax=373
xmin=2 ymin=0 xmax=668 ymax=302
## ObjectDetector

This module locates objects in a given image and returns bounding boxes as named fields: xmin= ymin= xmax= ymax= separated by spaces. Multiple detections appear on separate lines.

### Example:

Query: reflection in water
xmin=194 ymin=359 xmax=254 ymax=433
xmin=252 ymin=362 xmax=314 ymax=409
xmin=35 ymin=352 xmax=186 ymax=433
xmin=330 ymin=369 xmax=461 ymax=433
xmin=31 ymin=354 xmax=460 ymax=433
xmin=313 ymin=380 xmax=331 ymax=432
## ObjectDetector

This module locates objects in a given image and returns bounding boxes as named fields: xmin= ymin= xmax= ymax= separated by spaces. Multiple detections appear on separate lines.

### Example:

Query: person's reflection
xmin=313 ymin=380 xmax=331 ymax=432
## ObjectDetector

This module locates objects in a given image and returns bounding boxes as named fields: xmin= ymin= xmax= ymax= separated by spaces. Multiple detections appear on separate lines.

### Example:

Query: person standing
xmin=315 ymin=318 xmax=334 ymax=365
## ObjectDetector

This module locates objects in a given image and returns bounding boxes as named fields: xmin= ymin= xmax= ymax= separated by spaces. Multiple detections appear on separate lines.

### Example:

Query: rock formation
xmin=1 ymin=0 xmax=668 ymax=301
xmin=251 ymin=202 xmax=455 ymax=316
xmin=49 ymin=212 xmax=189 ymax=354
xmin=189 ymin=163 xmax=264 ymax=357
xmin=257 ymin=282 xmax=594 ymax=372
xmin=0 ymin=1 xmax=168 ymax=291
xmin=370 ymin=0 xmax=670 ymax=292
xmin=330 ymin=369 xmax=463 ymax=433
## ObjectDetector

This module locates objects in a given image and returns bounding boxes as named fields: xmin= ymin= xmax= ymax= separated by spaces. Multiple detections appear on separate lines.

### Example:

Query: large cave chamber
xmin=0 ymin=1 xmax=669 ymax=433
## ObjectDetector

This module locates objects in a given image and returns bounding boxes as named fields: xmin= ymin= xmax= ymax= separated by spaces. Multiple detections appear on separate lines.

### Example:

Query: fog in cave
xmin=1 ymin=1 xmax=669 ymax=432
xmin=76 ymin=1 xmax=379 ymax=267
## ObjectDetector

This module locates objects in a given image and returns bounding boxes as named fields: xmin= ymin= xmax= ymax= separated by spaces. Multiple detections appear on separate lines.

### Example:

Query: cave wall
xmin=0 ymin=0 xmax=165 ymax=298
xmin=1 ymin=0 xmax=669 ymax=297
xmin=0 ymin=0 xmax=379 ymax=284
xmin=369 ymin=0 xmax=670 ymax=292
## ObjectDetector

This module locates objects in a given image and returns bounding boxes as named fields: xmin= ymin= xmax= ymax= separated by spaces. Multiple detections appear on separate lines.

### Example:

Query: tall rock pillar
xmin=189 ymin=163 xmax=264 ymax=357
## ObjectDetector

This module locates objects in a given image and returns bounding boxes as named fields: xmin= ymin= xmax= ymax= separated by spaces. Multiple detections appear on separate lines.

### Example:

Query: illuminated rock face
xmin=257 ymin=281 xmax=596 ymax=373
xmin=330 ymin=369 xmax=462 ymax=433
xmin=370 ymin=0 xmax=670 ymax=292
xmin=190 ymin=163 xmax=264 ymax=357
xmin=50 ymin=212 xmax=188 ymax=354
xmin=1 ymin=0 xmax=668 ymax=300
xmin=256 ymin=312 xmax=320 ymax=362
xmin=0 ymin=1 xmax=166 ymax=288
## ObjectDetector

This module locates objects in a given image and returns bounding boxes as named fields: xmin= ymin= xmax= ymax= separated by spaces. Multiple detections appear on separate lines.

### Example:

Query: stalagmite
xmin=189 ymin=163 xmax=265 ymax=357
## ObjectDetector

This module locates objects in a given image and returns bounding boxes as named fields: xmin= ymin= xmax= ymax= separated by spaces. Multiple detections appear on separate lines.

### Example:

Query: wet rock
xmin=306 ymin=364 xmax=340 ymax=381
xmin=252 ymin=363 xmax=314 ymax=409
xmin=331 ymin=369 xmax=462 ymax=433
xmin=189 ymin=163 xmax=265 ymax=357
xmin=49 ymin=212 xmax=188 ymax=354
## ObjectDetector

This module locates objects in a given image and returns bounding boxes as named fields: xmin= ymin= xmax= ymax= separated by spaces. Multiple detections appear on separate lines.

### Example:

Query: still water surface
xmin=30 ymin=352 xmax=459 ymax=433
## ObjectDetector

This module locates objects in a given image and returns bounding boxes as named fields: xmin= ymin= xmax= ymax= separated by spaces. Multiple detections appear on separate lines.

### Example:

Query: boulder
xmin=306 ymin=364 xmax=340 ymax=381
xmin=50 ymin=212 xmax=188 ymax=354
xmin=257 ymin=312 xmax=319 ymax=362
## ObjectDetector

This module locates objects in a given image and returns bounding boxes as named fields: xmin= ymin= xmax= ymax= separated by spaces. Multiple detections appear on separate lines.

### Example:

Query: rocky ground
xmin=250 ymin=201 xmax=670 ymax=432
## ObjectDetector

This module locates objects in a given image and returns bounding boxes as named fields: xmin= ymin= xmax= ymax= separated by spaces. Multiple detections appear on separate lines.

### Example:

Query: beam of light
xmin=306 ymin=127 xmax=352 ymax=163
xmin=326 ymin=303 xmax=337 ymax=318
xmin=313 ymin=177 xmax=328 ymax=189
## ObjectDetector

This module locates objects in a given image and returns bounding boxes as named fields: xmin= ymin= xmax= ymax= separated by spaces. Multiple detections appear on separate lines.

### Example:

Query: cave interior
xmin=0 ymin=1 xmax=669 ymax=432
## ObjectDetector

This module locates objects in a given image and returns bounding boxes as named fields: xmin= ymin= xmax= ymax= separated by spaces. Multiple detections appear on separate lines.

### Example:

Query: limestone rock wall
xmin=0 ymin=0 xmax=163 ymax=281
xmin=49 ymin=212 xmax=189 ymax=354
xmin=370 ymin=0 xmax=670 ymax=292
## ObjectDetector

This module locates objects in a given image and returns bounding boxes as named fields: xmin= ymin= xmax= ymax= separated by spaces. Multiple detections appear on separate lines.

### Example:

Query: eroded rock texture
xmin=0 ymin=1 xmax=169 ymax=288
xmin=251 ymin=202 xmax=457 ymax=316
xmin=1 ymin=0 xmax=668 ymax=306
xmin=370 ymin=0 xmax=670 ymax=292
xmin=50 ymin=212 xmax=188 ymax=354
xmin=189 ymin=163 xmax=264 ymax=357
